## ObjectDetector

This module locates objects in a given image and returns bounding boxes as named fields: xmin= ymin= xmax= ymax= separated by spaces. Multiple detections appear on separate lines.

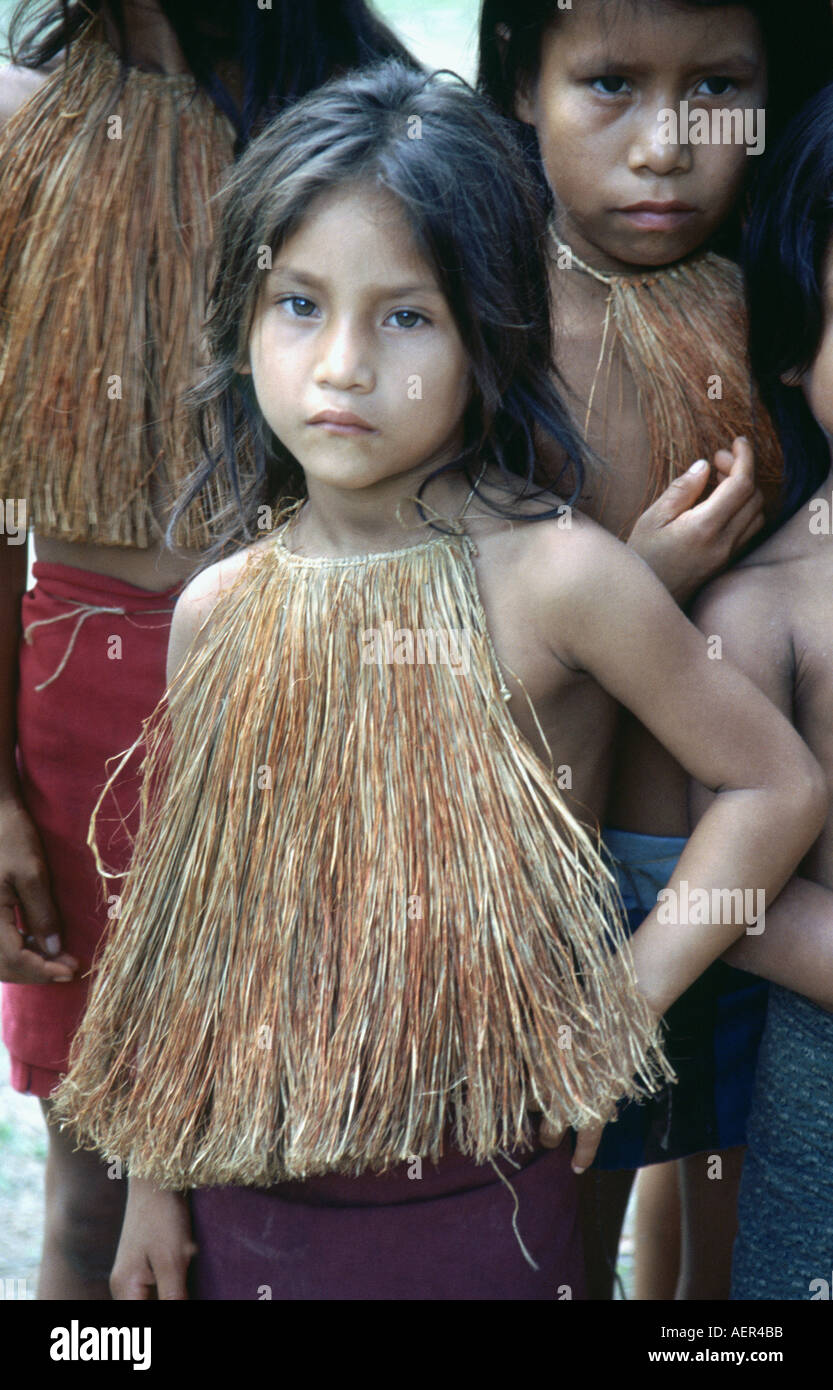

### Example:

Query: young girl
xmin=51 ymin=59 xmax=825 ymax=1302
xmin=691 ymin=81 xmax=833 ymax=1299
xmin=478 ymin=0 xmax=833 ymax=1298
xmin=0 ymin=0 xmax=415 ymax=1301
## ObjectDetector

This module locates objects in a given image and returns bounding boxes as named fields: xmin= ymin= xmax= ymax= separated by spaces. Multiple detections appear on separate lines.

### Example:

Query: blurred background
xmin=0 ymin=1 xmax=480 ymax=77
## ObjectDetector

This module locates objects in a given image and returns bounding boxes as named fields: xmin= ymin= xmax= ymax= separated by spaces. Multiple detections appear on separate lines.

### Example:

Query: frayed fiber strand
xmin=53 ymin=515 xmax=673 ymax=1185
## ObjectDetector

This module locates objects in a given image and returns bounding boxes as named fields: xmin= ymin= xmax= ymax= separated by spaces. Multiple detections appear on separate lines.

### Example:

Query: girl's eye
xmin=277 ymin=295 xmax=318 ymax=317
xmin=386 ymin=309 xmax=427 ymax=328
xmin=590 ymin=75 xmax=631 ymax=96
xmin=696 ymin=76 xmax=736 ymax=98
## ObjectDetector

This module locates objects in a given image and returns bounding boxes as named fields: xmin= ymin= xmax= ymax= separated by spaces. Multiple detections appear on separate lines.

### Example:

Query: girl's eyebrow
xmin=680 ymin=52 xmax=761 ymax=75
xmin=267 ymin=265 xmax=442 ymax=298
xmin=575 ymin=51 xmax=760 ymax=76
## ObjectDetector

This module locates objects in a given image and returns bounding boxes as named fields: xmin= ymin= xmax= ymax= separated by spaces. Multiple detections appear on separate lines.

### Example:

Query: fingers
xmin=111 ymin=1245 xmax=195 ymax=1301
xmin=733 ymin=506 xmax=768 ymax=555
xmin=728 ymin=434 xmax=754 ymax=479
xmin=694 ymin=488 xmax=764 ymax=550
xmin=710 ymin=448 xmax=736 ymax=478
xmin=571 ymin=1120 xmax=605 ymax=1175
xmin=647 ymin=458 xmax=711 ymax=523
xmin=0 ymin=912 xmax=76 ymax=984
xmin=14 ymin=862 xmax=64 ymax=957
xmin=538 ymin=1115 xmax=565 ymax=1148
xmin=687 ymin=464 xmax=761 ymax=536
xmin=152 ymin=1240 xmax=197 ymax=1301
xmin=723 ymin=493 xmax=766 ymax=550
xmin=111 ymin=1256 xmax=154 ymax=1301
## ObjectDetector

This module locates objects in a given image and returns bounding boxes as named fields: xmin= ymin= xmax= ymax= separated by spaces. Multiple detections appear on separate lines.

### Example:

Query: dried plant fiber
xmin=0 ymin=15 xmax=238 ymax=548
xmin=555 ymin=239 xmax=784 ymax=517
xmin=53 ymin=509 xmax=673 ymax=1186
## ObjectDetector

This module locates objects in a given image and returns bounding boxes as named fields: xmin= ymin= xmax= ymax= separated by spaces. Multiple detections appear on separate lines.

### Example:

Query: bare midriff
xmin=32 ymin=533 xmax=201 ymax=592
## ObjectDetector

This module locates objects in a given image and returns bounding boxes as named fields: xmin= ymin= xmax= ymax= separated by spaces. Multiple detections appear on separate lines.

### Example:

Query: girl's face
xmin=242 ymin=184 xmax=471 ymax=495
xmin=515 ymin=1 xmax=767 ymax=271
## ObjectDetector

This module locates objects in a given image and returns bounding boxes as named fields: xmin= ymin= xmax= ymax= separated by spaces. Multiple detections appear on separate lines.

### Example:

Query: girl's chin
xmin=299 ymin=463 xmax=411 ymax=491
xmin=583 ymin=237 xmax=702 ymax=273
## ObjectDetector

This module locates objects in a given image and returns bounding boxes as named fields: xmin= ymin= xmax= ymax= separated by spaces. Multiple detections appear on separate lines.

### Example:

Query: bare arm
xmin=691 ymin=565 xmax=833 ymax=1011
xmin=542 ymin=516 xmax=826 ymax=1020
xmin=722 ymin=877 xmax=833 ymax=1010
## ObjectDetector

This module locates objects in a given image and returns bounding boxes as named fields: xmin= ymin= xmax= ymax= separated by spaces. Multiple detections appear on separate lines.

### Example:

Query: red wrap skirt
xmin=189 ymin=1134 xmax=585 ymax=1300
xmin=2 ymin=561 xmax=181 ymax=1096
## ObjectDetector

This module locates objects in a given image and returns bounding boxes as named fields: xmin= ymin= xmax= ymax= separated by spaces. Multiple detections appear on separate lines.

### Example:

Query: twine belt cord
xmin=24 ymin=600 xmax=174 ymax=690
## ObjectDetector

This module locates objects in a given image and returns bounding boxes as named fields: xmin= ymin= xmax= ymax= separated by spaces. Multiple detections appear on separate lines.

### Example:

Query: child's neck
xmin=556 ymin=217 xmax=703 ymax=280
xmin=296 ymin=462 xmax=482 ymax=558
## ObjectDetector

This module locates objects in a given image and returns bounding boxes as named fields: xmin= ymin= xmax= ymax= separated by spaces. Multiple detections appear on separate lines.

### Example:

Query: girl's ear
xmin=514 ymin=82 xmax=535 ymax=125
xmin=237 ymin=361 xmax=252 ymax=376
xmin=494 ymin=22 xmax=535 ymax=124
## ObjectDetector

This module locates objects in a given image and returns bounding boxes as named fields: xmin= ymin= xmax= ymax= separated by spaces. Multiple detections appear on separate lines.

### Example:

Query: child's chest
xmin=555 ymin=291 xmax=653 ymax=539
xmin=470 ymin=538 xmax=619 ymax=829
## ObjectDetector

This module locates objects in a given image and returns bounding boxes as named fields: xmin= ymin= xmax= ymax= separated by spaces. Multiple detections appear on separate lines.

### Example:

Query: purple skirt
xmin=189 ymin=1136 xmax=584 ymax=1301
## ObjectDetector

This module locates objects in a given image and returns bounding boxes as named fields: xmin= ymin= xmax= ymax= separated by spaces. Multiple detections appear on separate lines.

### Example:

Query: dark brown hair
xmin=171 ymin=59 xmax=587 ymax=562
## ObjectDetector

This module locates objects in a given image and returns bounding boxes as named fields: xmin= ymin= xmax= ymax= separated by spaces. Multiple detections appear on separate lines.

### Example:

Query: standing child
xmin=692 ymin=82 xmax=833 ymax=1298
xmin=0 ymin=0 xmax=416 ymax=1299
xmin=477 ymin=0 xmax=833 ymax=1298
xmin=52 ymin=60 xmax=825 ymax=1302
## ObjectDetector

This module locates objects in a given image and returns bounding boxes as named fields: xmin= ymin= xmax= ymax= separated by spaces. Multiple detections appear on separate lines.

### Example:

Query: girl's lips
xmin=617 ymin=206 xmax=696 ymax=231
xmin=307 ymin=411 xmax=376 ymax=435
xmin=309 ymin=421 xmax=376 ymax=435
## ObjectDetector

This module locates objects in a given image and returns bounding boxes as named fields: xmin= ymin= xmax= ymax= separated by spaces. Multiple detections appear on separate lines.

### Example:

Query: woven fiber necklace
xmin=552 ymin=231 xmax=783 ymax=515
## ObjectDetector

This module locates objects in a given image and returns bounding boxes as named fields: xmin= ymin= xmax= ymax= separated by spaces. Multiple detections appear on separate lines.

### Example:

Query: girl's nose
xmin=313 ymin=320 xmax=374 ymax=391
xmin=627 ymin=106 xmax=693 ymax=176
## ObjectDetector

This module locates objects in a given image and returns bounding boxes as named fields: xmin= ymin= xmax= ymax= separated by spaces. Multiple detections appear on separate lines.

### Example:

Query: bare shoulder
xmin=692 ymin=556 xmax=780 ymax=637
xmin=475 ymin=498 xmax=678 ymax=675
xmin=499 ymin=501 xmax=659 ymax=602
xmin=691 ymin=510 xmax=810 ymax=637
xmin=168 ymin=536 xmax=274 ymax=680
xmin=0 ymin=62 xmax=53 ymax=127
xmin=176 ymin=535 xmax=273 ymax=628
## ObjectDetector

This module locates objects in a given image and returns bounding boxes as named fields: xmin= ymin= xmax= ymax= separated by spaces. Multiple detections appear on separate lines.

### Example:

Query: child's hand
xmin=0 ymin=797 xmax=77 ymax=983
xmin=627 ymin=437 xmax=764 ymax=604
xmin=110 ymin=1178 xmax=196 ymax=1300
xmin=538 ymin=1114 xmax=605 ymax=1173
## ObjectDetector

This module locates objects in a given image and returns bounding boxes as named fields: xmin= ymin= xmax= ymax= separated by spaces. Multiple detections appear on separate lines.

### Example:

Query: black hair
xmin=477 ymin=0 xmax=833 ymax=243
xmin=5 ymin=0 xmax=419 ymax=146
xmin=743 ymin=82 xmax=833 ymax=519
xmin=169 ymin=59 xmax=587 ymax=562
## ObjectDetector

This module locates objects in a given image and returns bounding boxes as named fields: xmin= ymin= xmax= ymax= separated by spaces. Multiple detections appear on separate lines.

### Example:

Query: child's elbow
xmin=796 ymin=752 xmax=829 ymax=843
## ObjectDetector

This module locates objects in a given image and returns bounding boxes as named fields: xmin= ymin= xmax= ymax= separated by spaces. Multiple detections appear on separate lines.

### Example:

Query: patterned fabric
xmin=731 ymin=985 xmax=833 ymax=1300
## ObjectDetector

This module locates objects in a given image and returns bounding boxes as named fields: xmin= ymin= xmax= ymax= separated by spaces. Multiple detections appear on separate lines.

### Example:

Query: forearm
xmin=627 ymin=785 xmax=825 ymax=1017
xmin=722 ymin=874 xmax=833 ymax=1011
xmin=0 ymin=537 xmax=28 ymax=799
